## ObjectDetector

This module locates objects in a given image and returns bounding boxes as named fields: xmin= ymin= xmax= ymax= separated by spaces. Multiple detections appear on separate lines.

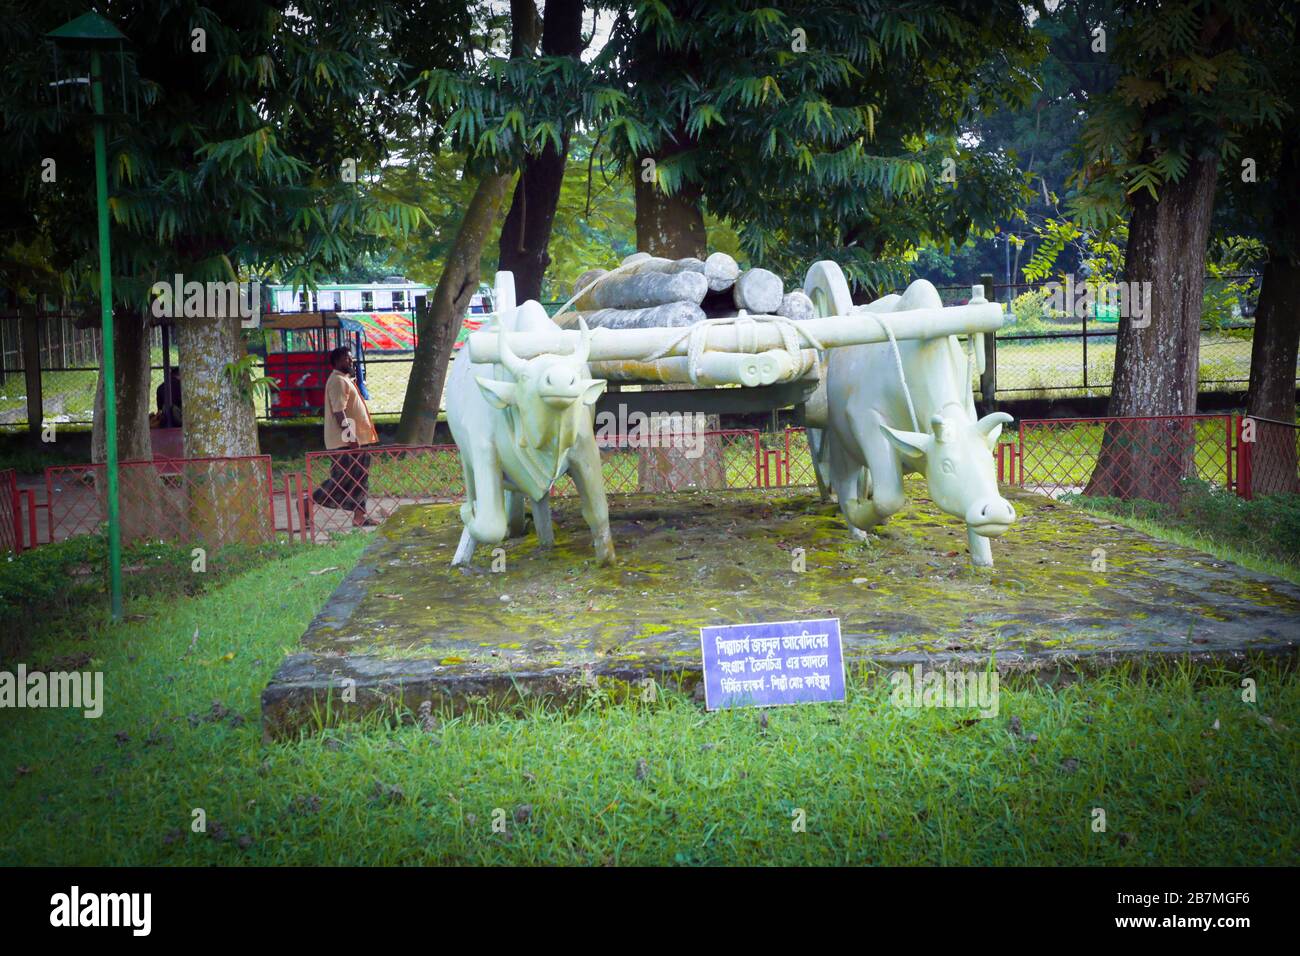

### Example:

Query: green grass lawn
xmin=1 ymin=531 xmax=1296 ymax=865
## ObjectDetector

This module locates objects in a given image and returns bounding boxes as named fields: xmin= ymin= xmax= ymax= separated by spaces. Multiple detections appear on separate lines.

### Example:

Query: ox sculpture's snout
xmin=965 ymin=497 xmax=1016 ymax=537
xmin=539 ymin=364 xmax=593 ymax=407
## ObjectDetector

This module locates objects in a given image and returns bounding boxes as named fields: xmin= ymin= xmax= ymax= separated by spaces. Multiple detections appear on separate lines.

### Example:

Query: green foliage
xmin=1022 ymin=216 xmax=1126 ymax=286
xmin=223 ymin=354 xmax=279 ymax=405
xmin=605 ymin=0 xmax=1046 ymax=295
xmin=1069 ymin=1 xmax=1291 ymax=234
xmin=0 ymin=532 xmax=309 ymax=647
xmin=0 ymin=533 xmax=105 ymax=628
xmin=1202 ymin=236 xmax=1266 ymax=330
xmin=0 ymin=0 xmax=472 ymax=304
xmin=1006 ymin=289 xmax=1061 ymax=335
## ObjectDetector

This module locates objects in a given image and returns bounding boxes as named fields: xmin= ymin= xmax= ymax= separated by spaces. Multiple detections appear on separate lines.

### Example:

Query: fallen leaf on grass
xmin=309 ymin=567 xmax=340 ymax=576
xmin=1256 ymin=713 xmax=1289 ymax=732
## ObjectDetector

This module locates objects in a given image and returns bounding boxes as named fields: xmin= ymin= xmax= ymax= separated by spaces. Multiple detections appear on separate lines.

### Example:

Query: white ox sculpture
xmin=445 ymin=293 xmax=613 ymax=567
xmin=804 ymin=267 xmax=1016 ymax=566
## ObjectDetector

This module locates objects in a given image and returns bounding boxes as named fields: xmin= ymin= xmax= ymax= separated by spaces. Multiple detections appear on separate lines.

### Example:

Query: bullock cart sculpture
xmin=449 ymin=254 xmax=1015 ymax=568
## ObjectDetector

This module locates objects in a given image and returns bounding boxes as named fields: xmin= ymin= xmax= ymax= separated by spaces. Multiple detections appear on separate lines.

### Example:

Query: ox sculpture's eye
xmin=941 ymin=459 xmax=955 ymax=475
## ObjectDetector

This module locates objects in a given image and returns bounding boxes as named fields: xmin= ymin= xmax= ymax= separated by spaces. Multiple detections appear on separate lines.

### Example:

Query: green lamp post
xmin=47 ymin=12 xmax=129 ymax=621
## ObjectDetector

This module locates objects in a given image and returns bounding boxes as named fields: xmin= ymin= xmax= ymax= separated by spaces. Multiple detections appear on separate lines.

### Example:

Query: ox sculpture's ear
xmin=476 ymin=377 xmax=517 ymax=409
xmin=975 ymin=412 xmax=1014 ymax=450
xmin=580 ymin=379 xmax=607 ymax=406
xmin=880 ymin=423 xmax=933 ymax=462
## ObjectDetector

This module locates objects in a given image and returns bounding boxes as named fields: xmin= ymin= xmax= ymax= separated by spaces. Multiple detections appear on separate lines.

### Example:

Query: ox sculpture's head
xmin=476 ymin=317 xmax=606 ymax=452
xmin=881 ymin=411 xmax=1017 ymax=538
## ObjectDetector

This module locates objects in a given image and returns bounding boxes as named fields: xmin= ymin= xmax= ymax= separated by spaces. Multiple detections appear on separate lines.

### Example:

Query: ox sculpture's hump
xmin=508 ymin=298 xmax=560 ymax=336
xmin=893 ymin=279 xmax=944 ymax=312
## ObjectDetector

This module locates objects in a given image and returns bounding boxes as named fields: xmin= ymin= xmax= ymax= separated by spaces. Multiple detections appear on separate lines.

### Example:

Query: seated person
xmin=155 ymin=368 xmax=182 ymax=428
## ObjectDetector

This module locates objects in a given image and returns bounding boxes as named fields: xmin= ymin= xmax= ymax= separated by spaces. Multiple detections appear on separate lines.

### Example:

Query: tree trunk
xmin=496 ymin=0 xmax=585 ymax=302
xmin=1244 ymin=70 xmax=1300 ymax=496
xmin=91 ymin=306 xmax=152 ymax=465
xmin=177 ymin=313 xmax=259 ymax=458
xmin=635 ymin=167 xmax=707 ymax=260
xmin=91 ymin=307 xmax=163 ymax=546
xmin=633 ymin=158 xmax=720 ymax=490
xmin=1086 ymin=154 xmax=1218 ymax=502
xmin=176 ymin=312 xmax=270 ymax=547
xmin=1243 ymin=258 xmax=1300 ymax=495
xmin=395 ymin=170 xmax=515 ymax=445
xmin=395 ymin=0 xmax=544 ymax=445
xmin=1246 ymin=258 xmax=1300 ymax=422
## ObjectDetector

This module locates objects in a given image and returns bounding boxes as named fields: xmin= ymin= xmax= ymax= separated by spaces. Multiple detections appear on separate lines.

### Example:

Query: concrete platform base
xmin=262 ymin=488 xmax=1300 ymax=738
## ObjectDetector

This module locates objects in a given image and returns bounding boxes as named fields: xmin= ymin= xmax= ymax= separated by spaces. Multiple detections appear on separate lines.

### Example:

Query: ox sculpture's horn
xmin=574 ymin=316 xmax=593 ymax=365
xmin=497 ymin=323 xmax=527 ymax=377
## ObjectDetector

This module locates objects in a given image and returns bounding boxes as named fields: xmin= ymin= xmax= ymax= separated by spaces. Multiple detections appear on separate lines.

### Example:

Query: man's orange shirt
xmin=324 ymin=370 xmax=378 ymax=449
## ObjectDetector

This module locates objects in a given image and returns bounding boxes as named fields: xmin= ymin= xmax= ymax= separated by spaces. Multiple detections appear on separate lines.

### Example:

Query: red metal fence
xmin=1015 ymin=415 xmax=1237 ymax=501
xmin=12 ymin=417 xmax=1300 ymax=552
xmin=302 ymin=431 xmax=801 ymax=538
xmin=303 ymin=444 xmax=464 ymax=538
xmin=0 ymin=469 xmax=18 ymax=555
xmin=1237 ymin=416 xmax=1300 ymax=499
xmin=42 ymin=456 xmax=276 ymax=548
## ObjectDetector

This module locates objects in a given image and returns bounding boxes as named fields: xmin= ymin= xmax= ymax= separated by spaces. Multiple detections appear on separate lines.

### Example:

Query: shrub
xmin=1071 ymin=478 xmax=1300 ymax=566
xmin=1007 ymin=289 xmax=1058 ymax=334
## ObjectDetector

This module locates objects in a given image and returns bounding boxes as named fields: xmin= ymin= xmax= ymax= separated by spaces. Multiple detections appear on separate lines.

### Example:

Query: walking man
xmin=314 ymin=346 xmax=379 ymax=527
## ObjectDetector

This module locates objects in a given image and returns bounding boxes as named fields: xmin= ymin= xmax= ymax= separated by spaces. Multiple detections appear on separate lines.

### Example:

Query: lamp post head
xmin=46 ymin=11 xmax=127 ymax=49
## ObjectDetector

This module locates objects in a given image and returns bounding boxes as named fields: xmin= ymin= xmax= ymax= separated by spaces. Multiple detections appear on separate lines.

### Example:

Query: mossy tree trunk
xmin=1086 ymin=154 xmax=1218 ymax=503
xmin=176 ymin=311 xmax=270 ymax=547
xmin=91 ymin=305 xmax=153 ymax=465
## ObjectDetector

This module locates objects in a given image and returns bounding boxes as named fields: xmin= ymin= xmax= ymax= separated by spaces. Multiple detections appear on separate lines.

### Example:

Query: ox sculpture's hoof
xmin=451 ymin=527 xmax=477 ymax=567
xmin=967 ymin=530 xmax=994 ymax=568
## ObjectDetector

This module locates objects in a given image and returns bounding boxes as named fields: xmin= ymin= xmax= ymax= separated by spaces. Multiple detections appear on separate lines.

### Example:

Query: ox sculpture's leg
xmin=452 ymin=449 xmax=479 ymax=566
xmin=505 ymin=489 xmax=527 ymax=538
xmin=566 ymin=434 xmax=615 ymax=565
xmin=531 ymin=498 xmax=554 ymax=548
xmin=805 ymin=427 xmax=831 ymax=502
xmin=452 ymin=447 xmax=508 ymax=567
xmin=836 ymin=411 xmax=907 ymax=533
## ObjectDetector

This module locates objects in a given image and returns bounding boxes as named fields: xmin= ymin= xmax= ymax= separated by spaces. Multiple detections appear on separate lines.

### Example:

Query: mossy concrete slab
xmin=262 ymin=487 xmax=1300 ymax=737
